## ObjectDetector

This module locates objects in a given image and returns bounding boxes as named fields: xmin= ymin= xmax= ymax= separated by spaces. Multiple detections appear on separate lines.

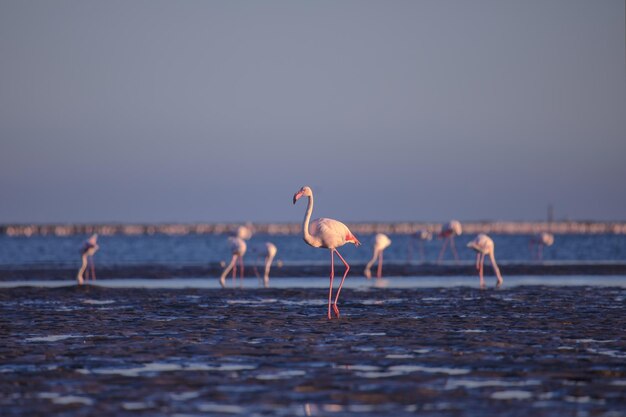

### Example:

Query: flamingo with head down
xmin=438 ymin=220 xmax=462 ymax=263
xmin=253 ymin=242 xmax=277 ymax=288
xmin=77 ymin=234 xmax=99 ymax=285
xmin=293 ymin=186 xmax=361 ymax=320
xmin=219 ymin=236 xmax=247 ymax=288
xmin=364 ymin=233 xmax=391 ymax=279
xmin=467 ymin=233 xmax=503 ymax=288
xmin=529 ymin=232 xmax=554 ymax=260
xmin=408 ymin=229 xmax=432 ymax=262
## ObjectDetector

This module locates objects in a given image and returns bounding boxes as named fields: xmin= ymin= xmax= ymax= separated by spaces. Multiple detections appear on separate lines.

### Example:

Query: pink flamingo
xmin=253 ymin=242 xmax=278 ymax=288
xmin=467 ymin=234 xmax=503 ymax=288
xmin=438 ymin=220 xmax=462 ymax=263
xmin=219 ymin=237 xmax=247 ymax=288
xmin=293 ymin=186 xmax=361 ymax=319
xmin=77 ymin=234 xmax=99 ymax=285
xmin=364 ymin=233 xmax=391 ymax=279
xmin=529 ymin=232 xmax=554 ymax=260
xmin=408 ymin=229 xmax=432 ymax=262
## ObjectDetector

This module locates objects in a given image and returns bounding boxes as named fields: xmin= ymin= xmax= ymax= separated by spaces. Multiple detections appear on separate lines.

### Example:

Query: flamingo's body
xmin=220 ymin=237 xmax=247 ymax=288
xmin=529 ymin=232 xmax=554 ymax=260
xmin=365 ymin=233 xmax=392 ymax=279
xmin=77 ymin=234 xmax=99 ymax=285
xmin=438 ymin=220 xmax=462 ymax=263
xmin=236 ymin=225 xmax=253 ymax=240
xmin=467 ymin=234 xmax=503 ymax=288
xmin=408 ymin=229 xmax=432 ymax=262
xmin=254 ymin=242 xmax=277 ymax=288
xmin=293 ymin=186 xmax=360 ymax=319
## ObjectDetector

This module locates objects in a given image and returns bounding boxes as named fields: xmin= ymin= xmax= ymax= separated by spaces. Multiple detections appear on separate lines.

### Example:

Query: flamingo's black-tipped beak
xmin=293 ymin=190 xmax=304 ymax=205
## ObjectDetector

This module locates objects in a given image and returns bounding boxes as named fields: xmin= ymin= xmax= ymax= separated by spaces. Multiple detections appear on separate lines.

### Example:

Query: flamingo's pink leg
xmin=479 ymin=253 xmax=485 ymax=288
xmin=475 ymin=253 xmax=481 ymax=270
xmin=490 ymin=251 xmax=503 ymax=286
xmin=438 ymin=237 xmax=449 ymax=262
xmin=328 ymin=250 xmax=335 ymax=320
xmin=239 ymin=256 xmax=244 ymax=280
xmin=89 ymin=256 xmax=96 ymax=281
xmin=377 ymin=252 xmax=383 ymax=279
xmin=332 ymin=249 xmax=350 ymax=318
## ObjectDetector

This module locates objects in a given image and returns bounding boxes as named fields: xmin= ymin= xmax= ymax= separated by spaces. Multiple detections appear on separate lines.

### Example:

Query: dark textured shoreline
xmin=2 ymin=285 xmax=625 ymax=416
xmin=2 ymin=262 xmax=626 ymax=281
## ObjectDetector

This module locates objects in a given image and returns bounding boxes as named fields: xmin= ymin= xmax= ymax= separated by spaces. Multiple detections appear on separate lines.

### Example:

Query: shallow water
xmin=1 ymin=285 xmax=625 ymax=416
xmin=2 ymin=275 xmax=626 ymax=289
xmin=1 ymin=233 xmax=625 ymax=268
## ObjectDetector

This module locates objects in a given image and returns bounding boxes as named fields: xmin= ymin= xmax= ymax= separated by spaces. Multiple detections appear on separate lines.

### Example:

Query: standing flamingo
xmin=253 ymin=242 xmax=277 ymax=288
xmin=467 ymin=234 xmax=503 ymax=288
xmin=408 ymin=229 xmax=432 ymax=262
xmin=77 ymin=234 xmax=99 ymax=285
xmin=529 ymin=232 xmax=554 ymax=260
xmin=438 ymin=220 xmax=462 ymax=263
xmin=293 ymin=186 xmax=361 ymax=319
xmin=364 ymin=233 xmax=392 ymax=279
xmin=219 ymin=237 xmax=247 ymax=288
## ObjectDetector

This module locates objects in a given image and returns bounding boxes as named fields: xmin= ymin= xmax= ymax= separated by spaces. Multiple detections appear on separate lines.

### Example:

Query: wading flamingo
xmin=529 ymin=232 xmax=554 ymax=260
xmin=77 ymin=234 xmax=99 ymax=285
xmin=467 ymin=234 xmax=503 ymax=288
xmin=253 ymin=242 xmax=277 ymax=288
xmin=293 ymin=186 xmax=361 ymax=319
xmin=438 ymin=220 xmax=462 ymax=263
xmin=219 ymin=237 xmax=247 ymax=288
xmin=408 ymin=229 xmax=432 ymax=262
xmin=364 ymin=233 xmax=391 ymax=279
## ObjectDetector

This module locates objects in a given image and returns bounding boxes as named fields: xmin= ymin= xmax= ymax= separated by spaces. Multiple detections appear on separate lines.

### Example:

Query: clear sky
xmin=1 ymin=1 xmax=625 ymax=223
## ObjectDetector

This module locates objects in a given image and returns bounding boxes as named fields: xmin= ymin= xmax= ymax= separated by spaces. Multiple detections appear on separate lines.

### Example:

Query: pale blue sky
xmin=1 ymin=1 xmax=625 ymax=223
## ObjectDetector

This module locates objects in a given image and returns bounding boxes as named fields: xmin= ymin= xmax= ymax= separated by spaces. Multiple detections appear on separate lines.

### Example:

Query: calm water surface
xmin=1 ymin=234 xmax=625 ymax=268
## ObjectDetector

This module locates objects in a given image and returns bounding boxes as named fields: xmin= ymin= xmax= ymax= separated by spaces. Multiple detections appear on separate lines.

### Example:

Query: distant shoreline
xmin=2 ymin=221 xmax=626 ymax=236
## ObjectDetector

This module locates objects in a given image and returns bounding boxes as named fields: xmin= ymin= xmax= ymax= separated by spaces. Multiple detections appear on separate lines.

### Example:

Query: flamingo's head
xmin=293 ymin=186 xmax=312 ymax=204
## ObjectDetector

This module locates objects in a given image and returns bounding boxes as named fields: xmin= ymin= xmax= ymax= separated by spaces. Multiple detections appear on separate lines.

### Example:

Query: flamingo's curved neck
xmin=301 ymin=194 xmax=319 ymax=247
xmin=365 ymin=248 xmax=380 ymax=270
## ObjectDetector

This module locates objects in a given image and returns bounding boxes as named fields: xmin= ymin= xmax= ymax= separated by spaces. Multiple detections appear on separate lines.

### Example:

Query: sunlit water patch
xmin=82 ymin=299 xmax=115 ymax=305
xmin=25 ymin=334 xmax=93 ymax=342
xmin=77 ymin=362 xmax=257 ymax=377
xmin=445 ymin=379 xmax=541 ymax=390
xmin=37 ymin=392 xmax=94 ymax=406
xmin=491 ymin=390 xmax=533 ymax=400
xmin=255 ymin=370 xmax=307 ymax=380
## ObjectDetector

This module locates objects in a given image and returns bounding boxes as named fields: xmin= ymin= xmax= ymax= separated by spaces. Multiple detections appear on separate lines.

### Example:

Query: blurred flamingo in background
xmin=529 ymin=232 xmax=554 ymax=260
xmin=236 ymin=224 xmax=253 ymax=240
xmin=293 ymin=186 xmax=361 ymax=320
xmin=219 ymin=237 xmax=247 ymax=288
xmin=438 ymin=220 xmax=462 ymax=263
xmin=364 ymin=233 xmax=391 ymax=279
xmin=467 ymin=233 xmax=503 ymax=288
xmin=253 ymin=242 xmax=277 ymax=288
xmin=77 ymin=234 xmax=99 ymax=285
xmin=408 ymin=229 xmax=432 ymax=262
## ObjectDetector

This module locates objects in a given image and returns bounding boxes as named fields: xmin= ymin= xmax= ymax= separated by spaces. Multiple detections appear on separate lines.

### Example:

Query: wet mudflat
xmin=1 ymin=285 xmax=625 ymax=416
